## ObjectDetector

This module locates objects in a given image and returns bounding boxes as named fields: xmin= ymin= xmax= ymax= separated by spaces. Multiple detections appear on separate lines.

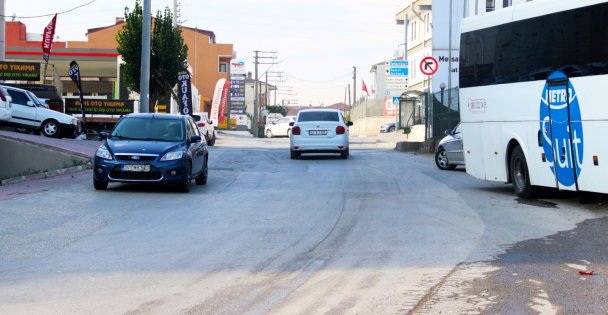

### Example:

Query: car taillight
xmin=336 ymin=125 xmax=346 ymax=135
xmin=0 ymin=90 xmax=6 ymax=102
xmin=292 ymin=126 xmax=301 ymax=135
xmin=197 ymin=122 xmax=206 ymax=127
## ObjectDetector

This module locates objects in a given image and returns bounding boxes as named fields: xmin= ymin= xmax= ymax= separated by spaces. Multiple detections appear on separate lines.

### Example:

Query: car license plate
xmin=309 ymin=130 xmax=327 ymax=135
xmin=122 ymin=164 xmax=150 ymax=172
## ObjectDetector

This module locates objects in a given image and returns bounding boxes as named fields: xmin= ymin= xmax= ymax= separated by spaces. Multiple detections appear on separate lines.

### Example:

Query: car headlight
xmin=160 ymin=150 xmax=185 ymax=161
xmin=95 ymin=146 xmax=112 ymax=160
xmin=71 ymin=118 xmax=79 ymax=126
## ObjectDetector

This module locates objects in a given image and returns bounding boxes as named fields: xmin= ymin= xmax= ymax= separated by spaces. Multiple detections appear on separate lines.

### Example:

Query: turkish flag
xmin=42 ymin=14 xmax=57 ymax=62
xmin=362 ymin=80 xmax=370 ymax=96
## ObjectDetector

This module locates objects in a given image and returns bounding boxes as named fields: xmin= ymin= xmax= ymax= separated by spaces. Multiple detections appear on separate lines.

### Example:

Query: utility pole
xmin=353 ymin=66 xmax=357 ymax=109
xmin=139 ymin=0 xmax=151 ymax=113
xmin=0 ymin=0 xmax=5 ymax=61
xmin=448 ymin=0 xmax=453 ymax=129
xmin=252 ymin=50 xmax=277 ymax=137
xmin=265 ymin=71 xmax=268 ymax=114
xmin=348 ymin=84 xmax=351 ymax=112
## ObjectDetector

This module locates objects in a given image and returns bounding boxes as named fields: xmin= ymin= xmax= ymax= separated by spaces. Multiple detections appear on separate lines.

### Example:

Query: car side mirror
xmin=191 ymin=135 xmax=202 ymax=143
xmin=27 ymin=101 xmax=34 ymax=107
xmin=289 ymin=122 xmax=295 ymax=126
xmin=346 ymin=121 xmax=353 ymax=127
xmin=99 ymin=132 xmax=109 ymax=140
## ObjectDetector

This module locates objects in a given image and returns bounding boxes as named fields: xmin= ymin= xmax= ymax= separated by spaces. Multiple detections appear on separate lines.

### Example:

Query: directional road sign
xmin=420 ymin=56 xmax=438 ymax=76
xmin=385 ymin=59 xmax=409 ymax=77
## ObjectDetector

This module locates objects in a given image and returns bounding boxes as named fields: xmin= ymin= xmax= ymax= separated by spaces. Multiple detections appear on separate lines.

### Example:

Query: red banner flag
xmin=362 ymin=80 xmax=370 ymax=96
xmin=218 ymin=79 xmax=231 ymax=125
xmin=42 ymin=14 xmax=57 ymax=62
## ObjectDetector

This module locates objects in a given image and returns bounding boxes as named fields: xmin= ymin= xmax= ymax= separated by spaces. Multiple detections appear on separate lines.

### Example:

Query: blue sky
xmin=7 ymin=0 xmax=404 ymax=106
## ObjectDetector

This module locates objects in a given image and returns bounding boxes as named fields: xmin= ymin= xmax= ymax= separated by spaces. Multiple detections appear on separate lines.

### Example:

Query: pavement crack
xmin=407 ymin=262 xmax=463 ymax=314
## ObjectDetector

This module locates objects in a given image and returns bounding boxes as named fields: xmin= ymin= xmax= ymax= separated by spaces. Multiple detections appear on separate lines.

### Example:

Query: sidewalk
xmin=0 ymin=129 xmax=99 ymax=186
xmin=0 ymin=129 xmax=99 ymax=158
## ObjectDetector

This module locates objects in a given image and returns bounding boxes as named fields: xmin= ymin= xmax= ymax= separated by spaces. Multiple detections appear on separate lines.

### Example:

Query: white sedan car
xmin=289 ymin=109 xmax=353 ymax=159
xmin=265 ymin=116 xmax=295 ymax=138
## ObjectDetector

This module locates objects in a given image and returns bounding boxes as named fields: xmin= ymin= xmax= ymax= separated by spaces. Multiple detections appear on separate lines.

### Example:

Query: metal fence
xmin=350 ymin=98 xmax=384 ymax=121
xmin=431 ymin=87 xmax=460 ymax=138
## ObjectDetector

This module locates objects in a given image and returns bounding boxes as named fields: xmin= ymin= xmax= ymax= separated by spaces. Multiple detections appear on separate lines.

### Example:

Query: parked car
xmin=265 ymin=116 xmax=295 ymax=138
xmin=435 ymin=123 xmax=464 ymax=170
xmin=93 ymin=113 xmax=209 ymax=192
xmin=380 ymin=122 xmax=396 ymax=133
xmin=1 ymin=85 xmax=81 ymax=138
xmin=0 ymin=86 xmax=12 ymax=122
xmin=192 ymin=112 xmax=216 ymax=146
xmin=289 ymin=109 xmax=353 ymax=159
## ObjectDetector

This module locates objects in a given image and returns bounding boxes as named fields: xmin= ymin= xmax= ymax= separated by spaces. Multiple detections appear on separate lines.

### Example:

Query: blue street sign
xmin=388 ymin=67 xmax=409 ymax=76
xmin=388 ymin=60 xmax=408 ymax=67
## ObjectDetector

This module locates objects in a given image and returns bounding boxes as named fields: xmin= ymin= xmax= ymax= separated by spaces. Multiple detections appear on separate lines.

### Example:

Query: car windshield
xmin=110 ymin=118 xmax=185 ymax=142
xmin=27 ymin=91 xmax=45 ymax=107
xmin=298 ymin=111 xmax=339 ymax=122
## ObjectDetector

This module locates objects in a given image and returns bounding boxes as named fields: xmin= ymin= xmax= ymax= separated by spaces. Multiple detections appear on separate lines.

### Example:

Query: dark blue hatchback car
xmin=93 ymin=113 xmax=208 ymax=192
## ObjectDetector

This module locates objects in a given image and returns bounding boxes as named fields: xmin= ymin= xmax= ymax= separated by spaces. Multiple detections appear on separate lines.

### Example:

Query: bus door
xmin=544 ymin=77 xmax=580 ymax=192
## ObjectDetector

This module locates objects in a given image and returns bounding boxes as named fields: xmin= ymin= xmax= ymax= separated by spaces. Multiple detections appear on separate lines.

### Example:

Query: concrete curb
xmin=395 ymin=141 xmax=422 ymax=152
xmin=0 ymin=163 xmax=93 ymax=186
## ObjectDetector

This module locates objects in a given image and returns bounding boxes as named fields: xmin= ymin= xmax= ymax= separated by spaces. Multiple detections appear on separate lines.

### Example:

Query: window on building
xmin=425 ymin=13 xmax=431 ymax=34
xmin=503 ymin=0 xmax=512 ymax=7
xmin=219 ymin=63 xmax=228 ymax=73
xmin=486 ymin=0 xmax=495 ymax=12
xmin=412 ymin=58 xmax=416 ymax=79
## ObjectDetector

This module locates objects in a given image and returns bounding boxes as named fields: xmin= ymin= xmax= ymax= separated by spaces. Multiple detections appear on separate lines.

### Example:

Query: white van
xmin=0 ymin=86 xmax=12 ymax=121
xmin=2 ymin=85 xmax=82 ymax=138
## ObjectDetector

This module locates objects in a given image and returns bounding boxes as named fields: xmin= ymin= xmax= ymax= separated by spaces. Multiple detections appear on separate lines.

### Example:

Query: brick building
xmin=5 ymin=18 xmax=234 ymax=112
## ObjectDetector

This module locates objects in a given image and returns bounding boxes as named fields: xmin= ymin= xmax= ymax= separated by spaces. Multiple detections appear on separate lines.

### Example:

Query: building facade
xmin=4 ymin=18 xmax=233 ymax=113
xmin=465 ymin=0 xmax=531 ymax=17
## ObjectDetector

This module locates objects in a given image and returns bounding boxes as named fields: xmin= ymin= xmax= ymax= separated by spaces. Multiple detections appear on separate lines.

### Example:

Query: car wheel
xmin=93 ymin=178 xmax=108 ymax=190
xmin=195 ymin=158 xmax=208 ymax=185
xmin=290 ymin=149 xmax=300 ymax=160
xmin=435 ymin=148 xmax=456 ymax=170
xmin=266 ymin=129 xmax=273 ymax=138
xmin=178 ymin=163 xmax=191 ymax=193
xmin=340 ymin=148 xmax=349 ymax=159
xmin=207 ymin=132 xmax=215 ymax=146
xmin=510 ymin=146 xmax=536 ymax=198
xmin=388 ymin=126 xmax=395 ymax=133
xmin=41 ymin=119 xmax=62 ymax=138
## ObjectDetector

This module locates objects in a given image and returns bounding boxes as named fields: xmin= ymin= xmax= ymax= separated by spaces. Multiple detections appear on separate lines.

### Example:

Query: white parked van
xmin=1 ymin=85 xmax=82 ymax=138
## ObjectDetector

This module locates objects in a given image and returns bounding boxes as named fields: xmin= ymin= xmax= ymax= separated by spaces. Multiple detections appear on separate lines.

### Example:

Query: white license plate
xmin=309 ymin=130 xmax=327 ymax=135
xmin=122 ymin=165 xmax=150 ymax=172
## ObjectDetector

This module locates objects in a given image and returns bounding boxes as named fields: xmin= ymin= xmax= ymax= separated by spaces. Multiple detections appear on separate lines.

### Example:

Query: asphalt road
xmin=0 ymin=132 xmax=607 ymax=314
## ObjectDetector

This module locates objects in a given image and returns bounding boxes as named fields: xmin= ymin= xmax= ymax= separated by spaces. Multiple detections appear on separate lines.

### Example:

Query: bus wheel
xmin=510 ymin=146 xmax=536 ymax=198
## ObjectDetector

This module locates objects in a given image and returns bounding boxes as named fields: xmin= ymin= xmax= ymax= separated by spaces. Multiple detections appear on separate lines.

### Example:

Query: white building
xmin=465 ymin=0 xmax=531 ymax=17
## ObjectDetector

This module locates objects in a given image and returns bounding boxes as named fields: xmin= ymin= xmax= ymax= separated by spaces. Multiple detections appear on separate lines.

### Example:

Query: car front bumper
xmin=93 ymin=157 xmax=189 ymax=184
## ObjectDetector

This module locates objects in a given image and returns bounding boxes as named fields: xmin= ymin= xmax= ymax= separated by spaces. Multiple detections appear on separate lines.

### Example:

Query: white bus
xmin=459 ymin=0 xmax=608 ymax=197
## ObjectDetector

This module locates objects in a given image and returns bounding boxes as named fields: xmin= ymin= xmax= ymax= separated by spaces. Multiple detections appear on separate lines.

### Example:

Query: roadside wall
xmin=0 ymin=138 xmax=89 ymax=180
xmin=350 ymin=116 xmax=397 ymax=136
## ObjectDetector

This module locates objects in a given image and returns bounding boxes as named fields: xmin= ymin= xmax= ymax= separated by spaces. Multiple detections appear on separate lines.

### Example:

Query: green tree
xmin=116 ymin=0 xmax=188 ymax=112
xmin=266 ymin=105 xmax=287 ymax=116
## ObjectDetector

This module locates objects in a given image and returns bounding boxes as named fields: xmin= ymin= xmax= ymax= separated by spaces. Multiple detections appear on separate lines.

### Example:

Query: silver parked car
xmin=435 ymin=123 xmax=464 ymax=170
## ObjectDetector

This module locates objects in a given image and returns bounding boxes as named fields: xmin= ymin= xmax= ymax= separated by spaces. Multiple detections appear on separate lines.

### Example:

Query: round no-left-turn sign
xmin=420 ymin=56 xmax=438 ymax=76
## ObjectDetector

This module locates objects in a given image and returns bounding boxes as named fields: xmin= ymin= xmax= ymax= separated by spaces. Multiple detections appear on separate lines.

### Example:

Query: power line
xmin=285 ymin=72 xmax=351 ymax=83
xmin=2 ymin=0 xmax=97 ymax=19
